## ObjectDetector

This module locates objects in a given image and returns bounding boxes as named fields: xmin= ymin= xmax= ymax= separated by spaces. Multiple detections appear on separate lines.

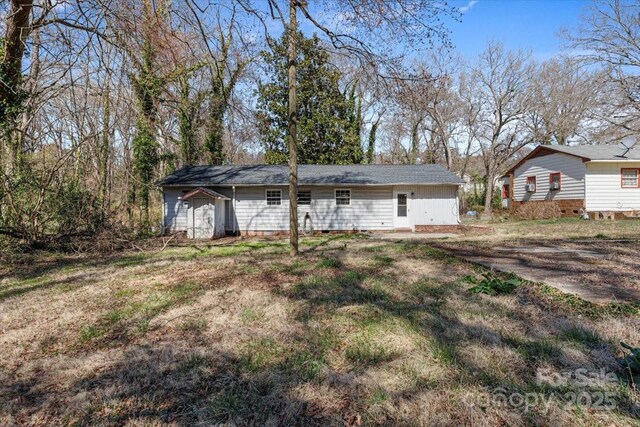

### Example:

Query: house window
xmin=549 ymin=172 xmax=561 ymax=191
xmin=526 ymin=176 xmax=536 ymax=193
xmin=621 ymin=168 xmax=639 ymax=188
xmin=297 ymin=190 xmax=311 ymax=205
xmin=266 ymin=189 xmax=282 ymax=206
xmin=335 ymin=189 xmax=351 ymax=205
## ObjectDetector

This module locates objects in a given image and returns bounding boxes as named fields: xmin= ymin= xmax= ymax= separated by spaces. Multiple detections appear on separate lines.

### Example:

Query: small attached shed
xmin=179 ymin=187 xmax=229 ymax=239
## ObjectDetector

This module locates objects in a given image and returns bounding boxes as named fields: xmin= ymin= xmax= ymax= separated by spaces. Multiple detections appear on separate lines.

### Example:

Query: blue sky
xmin=448 ymin=0 xmax=589 ymax=59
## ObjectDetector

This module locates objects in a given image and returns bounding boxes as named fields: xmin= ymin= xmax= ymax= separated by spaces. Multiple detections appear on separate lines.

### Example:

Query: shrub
xmin=316 ymin=257 xmax=343 ymax=269
xmin=468 ymin=273 xmax=521 ymax=296
xmin=621 ymin=342 xmax=640 ymax=374
xmin=514 ymin=201 xmax=562 ymax=220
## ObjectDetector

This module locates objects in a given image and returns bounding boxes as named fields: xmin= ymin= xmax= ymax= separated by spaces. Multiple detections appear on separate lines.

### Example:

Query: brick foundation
xmin=510 ymin=199 xmax=584 ymax=217
xmin=589 ymin=210 xmax=640 ymax=220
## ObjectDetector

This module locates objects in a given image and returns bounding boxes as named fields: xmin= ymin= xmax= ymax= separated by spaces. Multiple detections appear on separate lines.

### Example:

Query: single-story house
xmin=501 ymin=144 xmax=640 ymax=217
xmin=157 ymin=164 xmax=464 ymax=238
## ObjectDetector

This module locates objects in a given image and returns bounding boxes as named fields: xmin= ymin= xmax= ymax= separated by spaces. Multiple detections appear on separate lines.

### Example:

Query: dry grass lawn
xmin=1 ymin=228 xmax=639 ymax=426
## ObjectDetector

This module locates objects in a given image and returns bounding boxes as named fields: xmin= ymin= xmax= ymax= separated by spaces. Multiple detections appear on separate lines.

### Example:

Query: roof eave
xmin=161 ymin=182 xmax=464 ymax=188
xmin=501 ymin=145 xmax=592 ymax=178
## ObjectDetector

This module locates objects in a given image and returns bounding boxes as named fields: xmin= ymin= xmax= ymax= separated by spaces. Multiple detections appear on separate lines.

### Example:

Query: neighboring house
xmin=501 ymin=144 xmax=640 ymax=217
xmin=157 ymin=164 xmax=464 ymax=238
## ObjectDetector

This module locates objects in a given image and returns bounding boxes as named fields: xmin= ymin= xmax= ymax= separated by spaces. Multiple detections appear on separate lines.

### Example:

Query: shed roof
xmin=158 ymin=164 xmax=465 ymax=187
xmin=179 ymin=187 xmax=230 ymax=200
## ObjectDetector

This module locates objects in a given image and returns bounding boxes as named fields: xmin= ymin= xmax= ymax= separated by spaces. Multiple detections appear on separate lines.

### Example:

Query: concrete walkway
xmin=434 ymin=243 xmax=640 ymax=304
xmin=372 ymin=232 xmax=460 ymax=240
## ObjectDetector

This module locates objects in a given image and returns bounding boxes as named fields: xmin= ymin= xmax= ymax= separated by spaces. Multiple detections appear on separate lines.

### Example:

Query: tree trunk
xmin=410 ymin=121 xmax=419 ymax=164
xmin=288 ymin=0 xmax=299 ymax=256
xmin=442 ymin=134 xmax=452 ymax=170
xmin=367 ymin=119 xmax=379 ymax=164
xmin=204 ymin=98 xmax=225 ymax=165
xmin=483 ymin=169 xmax=495 ymax=214
xmin=19 ymin=26 xmax=39 ymax=155
xmin=99 ymin=84 xmax=110 ymax=216
xmin=1 ymin=0 xmax=33 ymax=174
xmin=178 ymin=75 xmax=196 ymax=165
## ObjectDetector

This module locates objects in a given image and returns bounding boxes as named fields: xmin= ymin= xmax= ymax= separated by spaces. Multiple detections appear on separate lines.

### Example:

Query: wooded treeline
xmin=0 ymin=0 xmax=638 ymax=250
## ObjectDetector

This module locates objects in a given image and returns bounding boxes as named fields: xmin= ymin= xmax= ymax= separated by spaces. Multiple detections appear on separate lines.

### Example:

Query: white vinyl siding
xmin=296 ymin=186 xmax=394 ymax=231
xmin=164 ymin=184 xmax=460 ymax=233
xmin=585 ymin=162 xmax=640 ymax=211
xmin=393 ymin=185 xmax=460 ymax=226
xmin=513 ymin=152 xmax=586 ymax=201
xmin=163 ymin=189 xmax=190 ymax=232
xmin=234 ymin=186 xmax=290 ymax=231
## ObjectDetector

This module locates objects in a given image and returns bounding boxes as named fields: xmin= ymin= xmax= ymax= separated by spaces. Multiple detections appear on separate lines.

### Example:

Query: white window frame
xmin=297 ymin=190 xmax=312 ymax=205
xmin=335 ymin=189 xmax=351 ymax=206
xmin=265 ymin=189 xmax=282 ymax=206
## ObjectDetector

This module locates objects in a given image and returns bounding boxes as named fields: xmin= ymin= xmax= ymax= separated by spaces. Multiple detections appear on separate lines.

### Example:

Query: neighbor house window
xmin=297 ymin=191 xmax=311 ymax=205
xmin=335 ymin=189 xmax=351 ymax=205
xmin=266 ymin=189 xmax=282 ymax=205
xmin=621 ymin=168 xmax=640 ymax=188
xmin=501 ymin=184 xmax=510 ymax=199
xmin=549 ymin=172 xmax=561 ymax=191
xmin=526 ymin=176 xmax=536 ymax=193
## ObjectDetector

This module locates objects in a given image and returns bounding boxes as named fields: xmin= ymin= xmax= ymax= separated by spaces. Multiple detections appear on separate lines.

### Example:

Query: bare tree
xmin=566 ymin=0 xmax=640 ymax=133
xmin=466 ymin=42 xmax=535 ymax=214
xmin=527 ymin=57 xmax=604 ymax=145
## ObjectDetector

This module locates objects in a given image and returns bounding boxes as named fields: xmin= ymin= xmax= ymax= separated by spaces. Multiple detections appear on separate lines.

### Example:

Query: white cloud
xmin=459 ymin=0 xmax=479 ymax=14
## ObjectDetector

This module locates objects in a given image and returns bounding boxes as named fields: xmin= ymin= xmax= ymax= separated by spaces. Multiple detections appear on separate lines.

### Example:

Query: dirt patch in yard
xmin=434 ymin=239 xmax=640 ymax=303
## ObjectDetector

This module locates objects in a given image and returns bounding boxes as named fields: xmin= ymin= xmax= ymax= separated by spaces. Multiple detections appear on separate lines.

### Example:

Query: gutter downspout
xmin=161 ymin=189 xmax=166 ymax=235
xmin=232 ymin=186 xmax=237 ymax=235
xmin=456 ymin=185 xmax=462 ymax=224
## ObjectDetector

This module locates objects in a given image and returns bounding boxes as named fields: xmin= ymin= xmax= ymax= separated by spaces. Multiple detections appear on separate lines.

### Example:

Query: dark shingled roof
xmin=157 ymin=164 xmax=465 ymax=187
xmin=541 ymin=144 xmax=640 ymax=160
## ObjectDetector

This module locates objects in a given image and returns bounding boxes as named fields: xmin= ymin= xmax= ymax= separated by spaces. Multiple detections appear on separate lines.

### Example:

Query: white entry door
xmin=393 ymin=192 xmax=411 ymax=229
xmin=192 ymin=198 xmax=214 ymax=239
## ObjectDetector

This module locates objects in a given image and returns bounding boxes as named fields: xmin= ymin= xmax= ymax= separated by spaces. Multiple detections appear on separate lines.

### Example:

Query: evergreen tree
xmin=256 ymin=32 xmax=363 ymax=165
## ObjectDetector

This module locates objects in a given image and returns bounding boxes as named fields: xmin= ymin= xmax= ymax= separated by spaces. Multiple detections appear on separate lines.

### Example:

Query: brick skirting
xmin=510 ymin=199 xmax=584 ymax=217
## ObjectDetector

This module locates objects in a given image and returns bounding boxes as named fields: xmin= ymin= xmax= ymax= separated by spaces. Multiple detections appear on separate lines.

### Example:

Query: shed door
xmin=393 ymin=191 xmax=411 ymax=229
xmin=192 ymin=198 xmax=214 ymax=239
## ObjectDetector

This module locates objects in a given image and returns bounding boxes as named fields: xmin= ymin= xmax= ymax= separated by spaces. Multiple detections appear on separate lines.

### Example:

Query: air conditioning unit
xmin=526 ymin=184 xmax=536 ymax=192
xmin=550 ymin=182 xmax=560 ymax=191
